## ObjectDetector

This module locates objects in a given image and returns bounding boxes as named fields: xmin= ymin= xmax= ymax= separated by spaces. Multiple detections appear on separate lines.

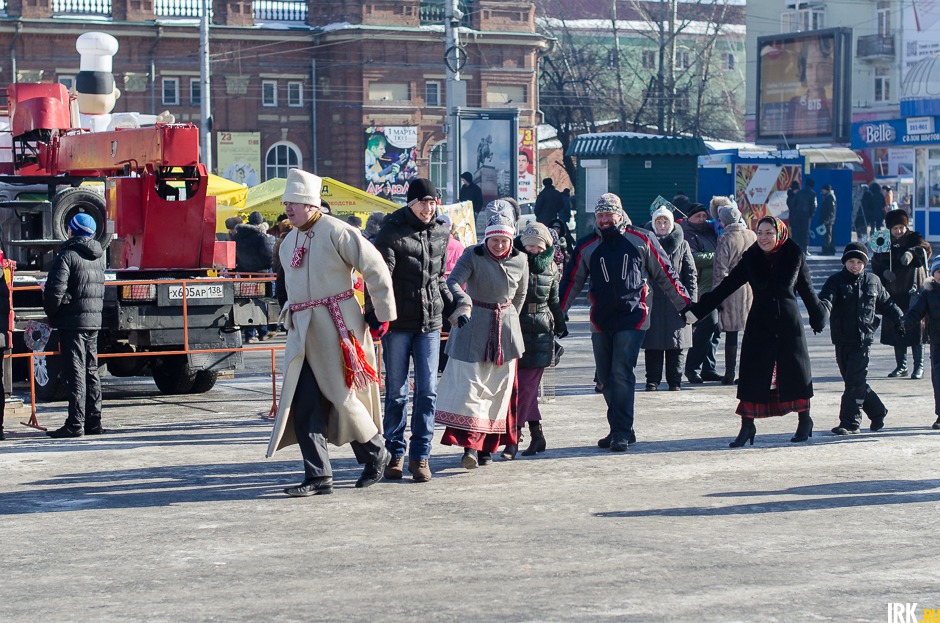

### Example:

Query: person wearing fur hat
xmin=871 ymin=208 xmax=932 ymax=379
xmin=43 ymin=213 xmax=107 ymax=438
xmin=819 ymin=243 xmax=903 ymax=434
xmin=499 ymin=222 xmax=567 ymax=459
xmin=436 ymin=215 xmax=528 ymax=469
xmin=682 ymin=201 xmax=723 ymax=384
xmin=371 ymin=178 xmax=454 ymax=483
xmin=560 ymin=193 xmax=692 ymax=452
xmin=902 ymin=255 xmax=940 ymax=430
xmin=266 ymin=169 xmax=397 ymax=496
xmin=642 ymin=204 xmax=697 ymax=392
xmin=364 ymin=210 xmax=385 ymax=242
xmin=713 ymin=201 xmax=756 ymax=385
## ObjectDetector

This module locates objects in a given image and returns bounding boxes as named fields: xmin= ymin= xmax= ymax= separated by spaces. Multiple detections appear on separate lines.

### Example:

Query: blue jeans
xmin=382 ymin=330 xmax=440 ymax=460
xmin=592 ymin=329 xmax=644 ymax=440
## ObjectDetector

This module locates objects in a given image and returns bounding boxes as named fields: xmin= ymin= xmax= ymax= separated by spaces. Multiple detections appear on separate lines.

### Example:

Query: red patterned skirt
xmin=735 ymin=393 xmax=811 ymax=419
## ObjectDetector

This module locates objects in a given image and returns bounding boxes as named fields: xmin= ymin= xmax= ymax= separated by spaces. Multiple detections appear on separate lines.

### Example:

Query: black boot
xmin=521 ymin=421 xmax=546 ymax=456
xmin=461 ymin=448 xmax=479 ymax=470
xmin=501 ymin=428 xmax=522 ymax=460
xmin=791 ymin=411 xmax=814 ymax=442
xmin=729 ymin=416 xmax=756 ymax=448
xmin=478 ymin=451 xmax=493 ymax=466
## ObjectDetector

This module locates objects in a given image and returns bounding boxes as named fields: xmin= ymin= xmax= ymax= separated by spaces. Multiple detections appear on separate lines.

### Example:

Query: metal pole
xmin=311 ymin=58 xmax=317 ymax=173
xmin=200 ymin=0 xmax=212 ymax=172
xmin=444 ymin=0 xmax=461 ymax=203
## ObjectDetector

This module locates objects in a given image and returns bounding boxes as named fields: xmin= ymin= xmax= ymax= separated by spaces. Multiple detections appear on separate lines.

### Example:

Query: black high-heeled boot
xmin=791 ymin=411 xmax=814 ymax=442
xmin=501 ymin=427 xmax=525 ymax=459
xmin=729 ymin=416 xmax=756 ymax=448
xmin=521 ymin=421 xmax=546 ymax=456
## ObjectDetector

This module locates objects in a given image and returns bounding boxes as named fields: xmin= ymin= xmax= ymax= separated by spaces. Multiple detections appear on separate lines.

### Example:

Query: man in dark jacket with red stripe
xmin=43 ymin=213 xmax=107 ymax=438
xmin=560 ymin=193 xmax=691 ymax=452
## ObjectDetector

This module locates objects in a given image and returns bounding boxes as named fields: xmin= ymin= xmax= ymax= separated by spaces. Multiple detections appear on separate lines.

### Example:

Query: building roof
xmin=566 ymin=132 xmax=708 ymax=157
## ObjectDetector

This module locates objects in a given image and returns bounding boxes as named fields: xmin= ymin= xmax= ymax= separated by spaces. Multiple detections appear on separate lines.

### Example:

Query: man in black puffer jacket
xmin=371 ymin=178 xmax=454 ymax=482
xmin=43 ymin=213 xmax=107 ymax=438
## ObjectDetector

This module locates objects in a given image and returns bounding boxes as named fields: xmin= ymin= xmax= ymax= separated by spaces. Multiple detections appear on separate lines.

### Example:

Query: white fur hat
xmin=651 ymin=205 xmax=674 ymax=229
xmin=282 ymin=169 xmax=322 ymax=207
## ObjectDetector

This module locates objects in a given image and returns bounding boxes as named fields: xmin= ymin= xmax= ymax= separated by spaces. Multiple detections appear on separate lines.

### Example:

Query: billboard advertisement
xmin=216 ymin=132 xmax=261 ymax=187
xmin=364 ymin=126 xmax=418 ymax=204
xmin=457 ymin=109 xmax=518 ymax=207
xmin=517 ymin=128 xmax=537 ymax=204
xmin=735 ymin=163 xmax=802 ymax=226
xmin=904 ymin=0 xmax=940 ymax=79
xmin=756 ymin=28 xmax=852 ymax=144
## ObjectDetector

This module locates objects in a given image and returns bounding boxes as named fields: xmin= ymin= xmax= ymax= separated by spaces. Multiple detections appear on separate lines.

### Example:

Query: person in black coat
xmin=458 ymin=171 xmax=484 ymax=215
xmin=371 ymin=178 xmax=454 ymax=481
xmin=867 ymin=183 xmax=887 ymax=234
xmin=689 ymin=216 xmax=826 ymax=448
xmin=42 ymin=214 xmax=107 ymax=438
xmin=819 ymin=183 xmax=837 ymax=255
xmin=534 ymin=178 xmax=565 ymax=226
xmin=790 ymin=178 xmax=817 ymax=254
xmin=902 ymin=255 xmax=940 ymax=430
xmin=871 ymin=209 xmax=932 ymax=378
xmin=818 ymin=243 xmax=903 ymax=435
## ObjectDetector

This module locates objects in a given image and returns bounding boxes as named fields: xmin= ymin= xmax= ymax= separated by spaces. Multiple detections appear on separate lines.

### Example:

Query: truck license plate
xmin=168 ymin=284 xmax=224 ymax=300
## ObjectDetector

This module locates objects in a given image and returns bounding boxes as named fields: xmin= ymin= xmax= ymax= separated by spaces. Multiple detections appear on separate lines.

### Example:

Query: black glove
xmin=896 ymin=321 xmax=907 ymax=337
xmin=364 ymin=310 xmax=383 ymax=332
xmin=555 ymin=327 xmax=569 ymax=339
xmin=457 ymin=315 xmax=470 ymax=328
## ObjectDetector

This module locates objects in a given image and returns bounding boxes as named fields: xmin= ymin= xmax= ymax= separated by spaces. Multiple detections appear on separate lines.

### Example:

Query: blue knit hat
xmin=69 ymin=213 xmax=97 ymax=237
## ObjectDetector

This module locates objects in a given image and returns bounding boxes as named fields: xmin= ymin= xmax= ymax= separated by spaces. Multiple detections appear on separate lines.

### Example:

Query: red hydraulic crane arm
xmin=42 ymin=123 xmax=201 ymax=176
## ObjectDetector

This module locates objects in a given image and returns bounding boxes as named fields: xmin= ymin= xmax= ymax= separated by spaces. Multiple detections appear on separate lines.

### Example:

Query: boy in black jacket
xmin=819 ymin=243 xmax=903 ymax=434
xmin=902 ymin=255 xmax=940 ymax=430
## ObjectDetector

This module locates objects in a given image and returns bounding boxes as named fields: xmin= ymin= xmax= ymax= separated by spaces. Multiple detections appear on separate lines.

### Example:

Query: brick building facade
xmin=0 ymin=0 xmax=546 ymax=200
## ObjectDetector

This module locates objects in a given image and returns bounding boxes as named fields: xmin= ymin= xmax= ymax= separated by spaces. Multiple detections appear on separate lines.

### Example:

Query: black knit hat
xmin=406 ymin=178 xmax=437 ymax=206
xmin=885 ymin=208 xmax=909 ymax=230
xmin=842 ymin=242 xmax=869 ymax=265
xmin=686 ymin=202 xmax=708 ymax=218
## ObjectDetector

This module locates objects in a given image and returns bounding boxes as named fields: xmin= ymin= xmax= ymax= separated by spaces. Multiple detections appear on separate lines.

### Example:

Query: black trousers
xmin=835 ymin=343 xmax=887 ymax=429
xmin=292 ymin=361 xmax=383 ymax=480
xmin=931 ymin=343 xmax=940 ymax=417
xmin=685 ymin=309 xmax=720 ymax=377
xmin=821 ymin=223 xmax=835 ymax=255
xmin=894 ymin=343 xmax=924 ymax=369
xmin=59 ymin=329 xmax=102 ymax=433
xmin=644 ymin=349 xmax=684 ymax=388
xmin=724 ymin=331 xmax=739 ymax=380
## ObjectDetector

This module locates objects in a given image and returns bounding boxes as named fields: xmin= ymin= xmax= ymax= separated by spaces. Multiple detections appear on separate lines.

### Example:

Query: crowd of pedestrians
xmin=16 ymin=170 xmax=940 ymax=501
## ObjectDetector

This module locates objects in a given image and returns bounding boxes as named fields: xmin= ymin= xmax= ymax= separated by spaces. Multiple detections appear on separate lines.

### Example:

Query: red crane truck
xmin=1 ymin=83 xmax=271 ymax=399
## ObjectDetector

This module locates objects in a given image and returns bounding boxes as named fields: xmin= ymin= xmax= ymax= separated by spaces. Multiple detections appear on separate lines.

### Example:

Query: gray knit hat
xmin=718 ymin=205 xmax=742 ymax=226
xmin=595 ymin=193 xmax=625 ymax=217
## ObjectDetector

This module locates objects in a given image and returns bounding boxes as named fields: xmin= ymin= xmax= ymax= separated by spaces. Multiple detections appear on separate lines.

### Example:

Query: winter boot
xmin=521 ymin=421 xmax=546 ymax=456
xmin=729 ymin=416 xmax=756 ymax=448
xmin=790 ymin=411 xmax=814 ymax=442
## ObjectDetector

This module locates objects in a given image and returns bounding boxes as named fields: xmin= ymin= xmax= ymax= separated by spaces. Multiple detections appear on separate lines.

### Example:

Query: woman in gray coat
xmin=435 ymin=216 xmax=529 ymax=469
xmin=642 ymin=206 xmax=697 ymax=391
xmin=713 ymin=203 xmax=757 ymax=385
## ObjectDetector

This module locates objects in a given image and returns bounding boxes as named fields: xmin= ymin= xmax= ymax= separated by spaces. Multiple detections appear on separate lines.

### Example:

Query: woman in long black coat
xmin=871 ymin=209 xmax=932 ymax=379
xmin=690 ymin=217 xmax=826 ymax=447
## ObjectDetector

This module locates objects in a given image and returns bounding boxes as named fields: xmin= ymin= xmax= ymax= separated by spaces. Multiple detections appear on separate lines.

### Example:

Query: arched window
xmin=429 ymin=142 xmax=447 ymax=199
xmin=265 ymin=142 xmax=302 ymax=180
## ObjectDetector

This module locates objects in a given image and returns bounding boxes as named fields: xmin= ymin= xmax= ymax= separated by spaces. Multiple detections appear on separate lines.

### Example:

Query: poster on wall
xmin=735 ymin=163 xmax=802 ymax=226
xmin=439 ymin=201 xmax=478 ymax=248
xmin=517 ymin=128 xmax=537 ymax=205
xmin=364 ymin=127 xmax=418 ymax=204
xmin=756 ymin=29 xmax=852 ymax=143
xmin=904 ymin=0 xmax=940 ymax=79
xmin=457 ymin=109 xmax=518 ymax=207
xmin=216 ymin=132 xmax=261 ymax=187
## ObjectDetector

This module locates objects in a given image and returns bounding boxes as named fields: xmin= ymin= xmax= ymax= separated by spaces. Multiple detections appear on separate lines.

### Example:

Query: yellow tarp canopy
xmin=221 ymin=176 xmax=399 ymax=230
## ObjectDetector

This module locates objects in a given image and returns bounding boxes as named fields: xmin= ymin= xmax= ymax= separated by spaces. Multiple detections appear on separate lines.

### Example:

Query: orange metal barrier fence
xmin=9 ymin=273 xmax=285 ymax=431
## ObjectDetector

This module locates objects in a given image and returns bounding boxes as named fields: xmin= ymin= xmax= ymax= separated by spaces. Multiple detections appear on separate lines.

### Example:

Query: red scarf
xmin=757 ymin=216 xmax=790 ymax=254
